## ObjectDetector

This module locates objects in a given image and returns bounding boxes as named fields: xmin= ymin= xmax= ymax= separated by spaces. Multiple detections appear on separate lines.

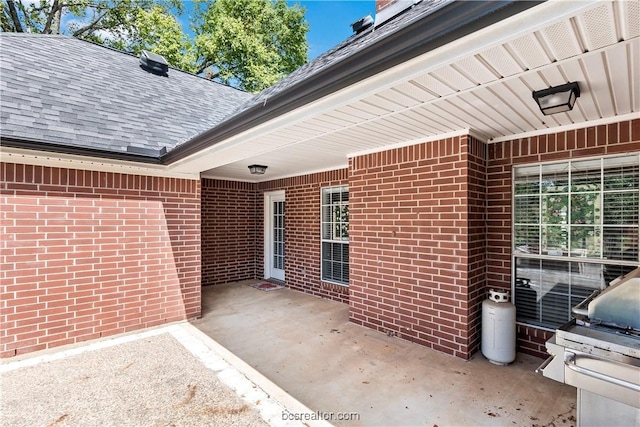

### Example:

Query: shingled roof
xmin=0 ymin=33 xmax=251 ymax=159
xmin=217 ymin=0 xmax=451 ymax=124
xmin=164 ymin=0 xmax=538 ymax=164
xmin=1 ymin=0 xmax=537 ymax=165
xmin=242 ymin=0 xmax=450 ymax=113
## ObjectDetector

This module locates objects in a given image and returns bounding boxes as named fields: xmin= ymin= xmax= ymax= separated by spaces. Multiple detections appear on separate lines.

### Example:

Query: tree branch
xmin=43 ymin=0 xmax=60 ymax=34
xmin=59 ymin=1 xmax=95 ymax=7
xmin=6 ymin=0 xmax=24 ymax=32
xmin=27 ymin=3 xmax=55 ymax=13
xmin=14 ymin=1 xmax=37 ymax=32
xmin=72 ymin=8 xmax=111 ymax=37
xmin=196 ymin=61 xmax=216 ymax=76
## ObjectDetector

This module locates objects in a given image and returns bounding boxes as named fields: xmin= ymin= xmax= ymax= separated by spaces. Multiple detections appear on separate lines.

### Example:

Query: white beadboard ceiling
xmin=176 ymin=0 xmax=640 ymax=182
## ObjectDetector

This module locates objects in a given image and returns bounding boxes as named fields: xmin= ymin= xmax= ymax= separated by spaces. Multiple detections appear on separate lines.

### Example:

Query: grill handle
xmin=535 ymin=355 xmax=554 ymax=374
xmin=571 ymin=289 xmax=600 ymax=318
xmin=565 ymin=352 xmax=640 ymax=392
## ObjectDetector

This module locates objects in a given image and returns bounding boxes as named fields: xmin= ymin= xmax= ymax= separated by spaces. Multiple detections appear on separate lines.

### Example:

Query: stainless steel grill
xmin=538 ymin=268 xmax=640 ymax=426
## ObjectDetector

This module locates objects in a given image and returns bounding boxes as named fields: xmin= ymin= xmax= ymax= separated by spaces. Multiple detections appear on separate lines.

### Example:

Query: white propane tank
xmin=481 ymin=289 xmax=516 ymax=365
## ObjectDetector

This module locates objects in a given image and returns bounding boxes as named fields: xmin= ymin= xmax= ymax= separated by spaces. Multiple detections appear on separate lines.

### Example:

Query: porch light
xmin=532 ymin=82 xmax=580 ymax=115
xmin=248 ymin=164 xmax=268 ymax=175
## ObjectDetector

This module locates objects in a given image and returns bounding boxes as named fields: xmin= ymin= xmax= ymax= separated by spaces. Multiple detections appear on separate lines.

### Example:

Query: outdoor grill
xmin=538 ymin=267 xmax=640 ymax=426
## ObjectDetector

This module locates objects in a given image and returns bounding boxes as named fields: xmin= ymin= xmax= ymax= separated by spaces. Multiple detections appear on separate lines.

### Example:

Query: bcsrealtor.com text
xmin=282 ymin=410 xmax=361 ymax=422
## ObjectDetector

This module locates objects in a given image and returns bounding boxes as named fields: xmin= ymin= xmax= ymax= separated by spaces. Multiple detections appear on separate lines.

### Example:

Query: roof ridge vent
xmin=140 ymin=50 xmax=169 ymax=76
xmin=351 ymin=14 xmax=374 ymax=34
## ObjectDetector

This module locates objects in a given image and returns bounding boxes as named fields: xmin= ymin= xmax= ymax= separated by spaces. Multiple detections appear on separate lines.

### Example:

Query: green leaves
xmin=2 ymin=0 xmax=309 ymax=92
xmin=128 ymin=5 xmax=197 ymax=73
xmin=193 ymin=0 xmax=308 ymax=92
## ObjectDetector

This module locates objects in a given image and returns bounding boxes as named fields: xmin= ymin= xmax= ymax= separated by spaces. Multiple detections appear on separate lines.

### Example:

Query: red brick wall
xmin=200 ymin=171 xmax=349 ymax=302
xmin=201 ymin=179 xmax=258 ymax=285
xmin=197 ymin=119 xmax=637 ymax=360
xmin=259 ymin=170 xmax=350 ymax=303
xmin=0 ymin=163 xmax=201 ymax=357
xmin=465 ymin=137 xmax=487 ymax=355
xmin=348 ymin=135 xmax=486 ymax=359
xmin=487 ymin=119 xmax=640 ymax=357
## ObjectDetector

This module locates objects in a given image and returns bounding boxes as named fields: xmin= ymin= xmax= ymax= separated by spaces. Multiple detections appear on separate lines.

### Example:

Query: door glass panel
xmin=273 ymin=201 xmax=285 ymax=271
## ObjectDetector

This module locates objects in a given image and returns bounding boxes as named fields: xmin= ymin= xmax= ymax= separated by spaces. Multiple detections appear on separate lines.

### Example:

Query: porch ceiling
xmin=171 ymin=0 xmax=639 ymax=182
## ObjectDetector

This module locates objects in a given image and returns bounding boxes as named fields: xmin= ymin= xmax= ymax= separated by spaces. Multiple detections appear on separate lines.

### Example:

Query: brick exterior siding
xmin=259 ymin=170 xmax=349 ymax=303
xmin=8 ymin=120 xmax=633 ymax=359
xmin=486 ymin=118 xmax=640 ymax=357
xmin=201 ymin=179 xmax=258 ymax=285
xmin=348 ymin=135 xmax=487 ymax=359
xmin=200 ymin=120 xmax=637 ymax=359
xmin=0 ymin=163 xmax=201 ymax=357
xmin=200 ymin=171 xmax=349 ymax=303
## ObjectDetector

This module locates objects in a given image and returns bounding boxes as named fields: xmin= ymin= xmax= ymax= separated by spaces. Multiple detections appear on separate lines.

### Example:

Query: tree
xmin=193 ymin=0 xmax=308 ymax=92
xmin=122 ymin=5 xmax=197 ymax=73
xmin=1 ymin=0 xmax=308 ymax=92
xmin=2 ymin=1 xmax=172 ymax=37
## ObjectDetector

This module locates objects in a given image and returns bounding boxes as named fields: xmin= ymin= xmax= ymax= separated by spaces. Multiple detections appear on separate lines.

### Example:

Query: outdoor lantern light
xmin=532 ymin=82 xmax=580 ymax=116
xmin=248 ymin=164 xmax=268 ymax=175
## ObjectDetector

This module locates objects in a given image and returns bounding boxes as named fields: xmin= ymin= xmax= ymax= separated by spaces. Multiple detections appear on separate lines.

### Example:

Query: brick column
xmin=348 ymin=135 xmax=486 ymax=359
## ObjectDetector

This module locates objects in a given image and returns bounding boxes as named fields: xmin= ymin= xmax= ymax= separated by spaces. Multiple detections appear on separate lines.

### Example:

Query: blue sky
xmin=63 ymin=1 xmax=375 ymax=61
xmin=293 ymin=1 xmax=375 ymax=59
xmin=180 ymin=1 xmax=375 ymax=60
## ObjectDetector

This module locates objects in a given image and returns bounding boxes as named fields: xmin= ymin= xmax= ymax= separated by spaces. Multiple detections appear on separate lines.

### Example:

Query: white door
xmin=265 ymin=191 xmax=285 ymax=281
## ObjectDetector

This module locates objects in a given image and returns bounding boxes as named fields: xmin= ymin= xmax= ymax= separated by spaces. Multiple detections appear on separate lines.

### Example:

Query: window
xmin=513 ymin=155 xmax=639 ymax=329
xmin=321 ymin=186 xmax=349 ymax=285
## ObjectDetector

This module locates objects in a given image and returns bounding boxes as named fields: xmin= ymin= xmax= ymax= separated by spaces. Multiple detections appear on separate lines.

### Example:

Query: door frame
xmin=264 ymin=190 xmax=285 ymax=280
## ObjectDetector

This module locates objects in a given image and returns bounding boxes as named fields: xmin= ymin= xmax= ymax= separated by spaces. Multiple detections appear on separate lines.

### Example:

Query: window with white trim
xmin=321 ymin=186 xmax=349 ymax=285
xmin=513 ymin=155 xmax=639 ymax=329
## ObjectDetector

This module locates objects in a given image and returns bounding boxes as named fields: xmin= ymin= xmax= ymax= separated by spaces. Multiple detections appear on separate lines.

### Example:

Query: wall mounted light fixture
xmin=532 ymin=82 xmax=580 ymax=115
xmin=248 ymin=164 xmax=268 ymax=175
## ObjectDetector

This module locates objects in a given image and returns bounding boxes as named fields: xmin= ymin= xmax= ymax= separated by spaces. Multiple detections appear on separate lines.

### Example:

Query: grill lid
xmin=588 ymin=267 xmax=640 ymax=330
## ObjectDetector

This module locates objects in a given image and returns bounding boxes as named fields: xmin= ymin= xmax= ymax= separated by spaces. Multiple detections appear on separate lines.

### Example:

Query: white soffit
xmin=174 ymin=0 xmax=638 ymax=182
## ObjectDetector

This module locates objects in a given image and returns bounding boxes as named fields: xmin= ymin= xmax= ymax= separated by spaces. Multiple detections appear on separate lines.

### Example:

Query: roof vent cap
xmin=140 ymin=50 xmax=169 ymax=76
xmin=351 ymin=14 xmax=374 ymax=34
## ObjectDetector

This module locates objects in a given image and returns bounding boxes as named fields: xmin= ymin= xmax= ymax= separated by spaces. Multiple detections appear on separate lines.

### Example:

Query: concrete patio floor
xmin=192 ymin=281 xmax=577 ymax=427
xmin=1 ymin=323 xmax=327 ymax=427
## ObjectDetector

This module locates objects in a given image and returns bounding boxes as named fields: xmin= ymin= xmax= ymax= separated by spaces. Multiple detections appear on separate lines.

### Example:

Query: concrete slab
xmin=192 ymin=281 xmax=577 ymax=427
xmin=1 ymin=323 xmax=329 ymax=427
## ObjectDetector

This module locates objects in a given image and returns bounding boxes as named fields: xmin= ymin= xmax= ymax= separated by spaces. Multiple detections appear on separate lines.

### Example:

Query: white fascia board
xmin=0 ymin=147 xmax=199 ymax=180
xmin=167 ymin=0 xmax=602 ymax=175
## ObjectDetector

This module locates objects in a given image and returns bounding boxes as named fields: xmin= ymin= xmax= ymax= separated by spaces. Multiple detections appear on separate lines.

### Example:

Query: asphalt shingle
xmin=229 ymin=0 xmax=451 ymax=117
xmin=0 ymin=33 xmax=252 ymax=155
xmin=1 ymin=1 xmax=452 ymax=158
